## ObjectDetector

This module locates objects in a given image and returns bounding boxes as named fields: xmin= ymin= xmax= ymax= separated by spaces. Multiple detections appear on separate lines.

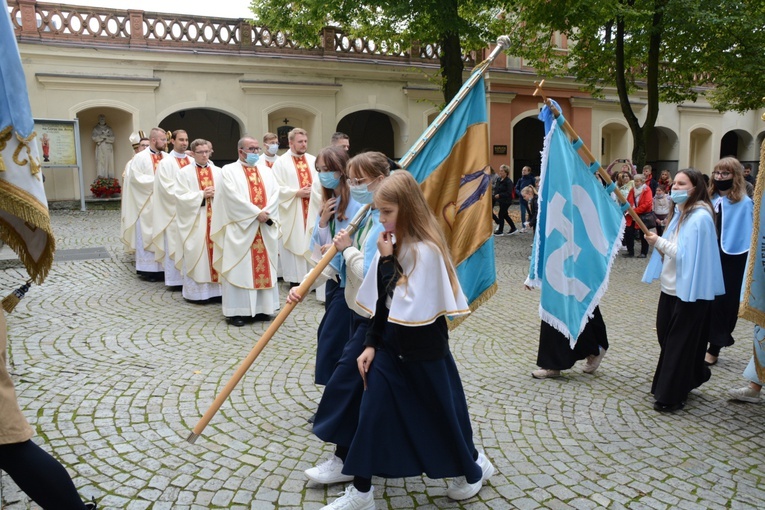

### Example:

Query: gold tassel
xmin=2 ymin=279 xmax=32 ymax=314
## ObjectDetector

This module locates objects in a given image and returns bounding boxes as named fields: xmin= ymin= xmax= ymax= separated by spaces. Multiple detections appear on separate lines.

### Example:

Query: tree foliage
xmin=503 ymin=0 xmax=765 ymax=168
xmin=249 ymin=0 xmax=512 ymax=102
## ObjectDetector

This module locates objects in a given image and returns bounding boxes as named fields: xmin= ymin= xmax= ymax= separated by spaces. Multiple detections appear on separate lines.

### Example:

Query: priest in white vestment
xmin=175 ymin=139 xmax=222 ymax=302
xmin=211 ymin=136 xmax=280 ymax=327
xmin=271 ymin=127 xmax=321 ymax=285
xmin=259 ymin=132 xmax=279 ymax=169
xmin=120 ymin=133 xmax=149 ymax=254
xmin=151 ymin=129 xmax=191 ymax=288
xmin=120 ymin=127 xmax=167 ymax=280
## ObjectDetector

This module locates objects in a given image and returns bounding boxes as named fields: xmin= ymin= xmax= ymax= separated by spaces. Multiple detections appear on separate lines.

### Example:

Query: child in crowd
xmin=653 ymin=186 xmax=672 ymax=236
xmin=320 ymin=171 xmax=494 ymax=509
xmin=522 ymin=185 xmax=538 ymax=234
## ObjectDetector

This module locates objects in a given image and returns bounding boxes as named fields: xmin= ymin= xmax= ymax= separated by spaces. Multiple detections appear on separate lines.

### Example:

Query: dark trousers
xmin=0 ymin=440 xmax=87 ymax=509
xmin=652 ymin=293 xmax=712 ymax=405
xmin=708 ymin=251 xmax=748 ymax=352
xmin=492 ymin=201 xmax=516 ymax=233
xmin=624 ymin=224 xmax=648 ymax=256
xmin=536 ymin=307 xmax=608 ymax=370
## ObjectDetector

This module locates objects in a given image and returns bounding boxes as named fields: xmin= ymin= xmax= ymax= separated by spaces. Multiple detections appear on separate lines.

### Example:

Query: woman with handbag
xmin=623 ymin=174 xmax=654 ymax=258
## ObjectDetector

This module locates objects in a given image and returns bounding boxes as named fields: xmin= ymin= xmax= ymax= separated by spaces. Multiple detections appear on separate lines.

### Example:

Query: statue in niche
xmin=91 ymin=114 xmax=115 ymax=178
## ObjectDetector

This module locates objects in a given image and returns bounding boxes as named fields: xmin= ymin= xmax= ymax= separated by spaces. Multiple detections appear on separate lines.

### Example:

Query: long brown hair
xmin=708 ymin=156 xmax=746 ymax=204
xmin=667 ymin=168 xmax=715 ymax=229
xmin=374 ymin=171 xmax=459 ymax=297
xmin=316 ymin=146 xmax=351 ymax=221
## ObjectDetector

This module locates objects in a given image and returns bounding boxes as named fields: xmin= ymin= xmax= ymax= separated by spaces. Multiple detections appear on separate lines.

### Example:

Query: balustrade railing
xmin=9 ymin=0 xmax=477 ymax=65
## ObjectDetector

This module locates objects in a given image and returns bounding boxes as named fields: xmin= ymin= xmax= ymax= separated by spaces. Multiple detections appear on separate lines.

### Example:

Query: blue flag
xmin=402 ymin=74 xmax=496 ymax=322
xmin=526 ymin=105 xmax=624 ymax=346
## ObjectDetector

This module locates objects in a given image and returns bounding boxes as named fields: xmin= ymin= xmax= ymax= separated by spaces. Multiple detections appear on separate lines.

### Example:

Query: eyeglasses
xmin=346 ymin=177 xmax=368 ymax=186
xmin=713 ymin=171 xmax=732 ymax=178
xmin=241 ymin=146 xmax=261 ymax=153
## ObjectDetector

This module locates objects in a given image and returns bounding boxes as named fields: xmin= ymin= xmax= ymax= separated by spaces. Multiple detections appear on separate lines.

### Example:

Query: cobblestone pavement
xmin=1 ymin=209 xmax=764 ymax=509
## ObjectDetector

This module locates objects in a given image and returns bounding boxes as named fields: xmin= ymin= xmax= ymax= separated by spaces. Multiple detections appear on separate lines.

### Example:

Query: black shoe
xmin=653 ymin=401 xmax=685 ymax=413
xmin=307 ymin=413 xmax=316 ymax=424
xmin=168 ymin=285 xmax=183 ymax=292
xmin=227 ymin=316 xmax=246 ymax=327
xmin=253 ymin=313 xmax=273 ymax=322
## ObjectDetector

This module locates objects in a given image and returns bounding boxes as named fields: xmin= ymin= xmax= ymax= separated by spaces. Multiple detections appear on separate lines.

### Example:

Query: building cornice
xmin=239 ymin=80 xmax=341 ymax=95
xmin=35 ymin=73 xmax=161 ymax=92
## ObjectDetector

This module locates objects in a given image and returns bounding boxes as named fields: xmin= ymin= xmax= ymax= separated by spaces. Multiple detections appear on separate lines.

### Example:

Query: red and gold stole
xmin=243 ymin=165 xmax=272 ymax=289
xmin=176 ymin=157 xmax=191 ymax=169
xmin=195 ymin=164 xmax=218 ymax=282
xmin=292 ymin=155 xmax=312 ymax=227
xmin=150 ymin=151 xmax=163 ymax=173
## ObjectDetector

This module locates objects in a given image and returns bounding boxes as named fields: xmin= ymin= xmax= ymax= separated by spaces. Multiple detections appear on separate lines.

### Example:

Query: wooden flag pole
xmin=186 ymin=204 xmax=370 ymax=444
xmin=188 ymin=36 xmax=515 ymax=444
xmin=533 ymin=80 xmax=651 ymax=235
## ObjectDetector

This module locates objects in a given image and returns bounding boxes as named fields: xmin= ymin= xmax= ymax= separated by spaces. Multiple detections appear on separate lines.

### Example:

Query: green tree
xmin=248 ymin=0 xmax=510 ymax=103
xmin=503 ymin=0 xmax=765 ymax=169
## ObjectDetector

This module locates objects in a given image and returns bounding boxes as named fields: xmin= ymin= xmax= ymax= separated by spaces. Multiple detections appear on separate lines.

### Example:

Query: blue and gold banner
xmin=740 ymin=141 xmax=765 ymax=333
xmin=526 ymin=105 xmax=624 ymax=346
xmin=0 ymin=8 xmax=55 ymax=285
xmin=401 ymin=74 xmax=496 ymax=318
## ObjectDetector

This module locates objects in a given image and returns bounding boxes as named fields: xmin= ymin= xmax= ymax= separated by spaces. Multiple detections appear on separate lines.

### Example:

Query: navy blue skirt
xmin=342 ymin=320 xmax=481 ymax=483
xmin=315 ymin=279 xmax=353 ymax=385
xmin=313 ymin=312 xmax=368 ymax=448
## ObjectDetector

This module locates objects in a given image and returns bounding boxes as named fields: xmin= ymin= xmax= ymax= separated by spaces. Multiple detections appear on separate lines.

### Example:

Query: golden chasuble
xmin=292 ymin=155 xmax=312 ymax=227
xmin=243 ymin=165 xmax=272 ymax=289
xmin=195 ymin=164 xmax=218 ymax=282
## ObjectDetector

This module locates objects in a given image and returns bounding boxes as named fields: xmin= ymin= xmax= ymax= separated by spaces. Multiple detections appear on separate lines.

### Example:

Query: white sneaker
xmin=446 ymin=451 xmax=495 ymax=500
xmin=729 ymin=386 xmax=761 ymax=403
xmin=531 ymin=368 xmax=561 ymax=379
xmin=305 ymin=456 xmax=354 ymax=484
xmin=320 ymin=485 xmax=375 ymax=510
xmin=583 ymin=347 xmax=606 ymax=374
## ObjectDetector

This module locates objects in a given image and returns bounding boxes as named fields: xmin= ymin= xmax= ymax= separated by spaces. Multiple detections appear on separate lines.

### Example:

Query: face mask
xmin=318 ymin=171 xmax=341 ymax=190
xmin=245 ymin=153 xmax=259 ymax=166
xmin=267 ymin=143 xmax=279 ymax=155
xmin=349 ymin=184 xmax=374 ymax=204
xmin=715 ymin=179 xmax=733 ymax=191
xmin=670 ymin=189 xmax=690 ymax=204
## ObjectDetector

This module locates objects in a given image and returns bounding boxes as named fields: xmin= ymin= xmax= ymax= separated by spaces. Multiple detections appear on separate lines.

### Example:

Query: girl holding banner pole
xmin=319 ymin=172 xmax=493 ymax=509
xmin=643 ymin=168 xmax=724 ymax=412
xmin=290 ymin=152 xmax=389 ymax=485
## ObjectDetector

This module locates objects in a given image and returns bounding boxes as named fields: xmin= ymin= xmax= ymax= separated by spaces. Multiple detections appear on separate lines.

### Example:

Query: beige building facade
xmin=9 ymin=0 xmax=765 ymax=201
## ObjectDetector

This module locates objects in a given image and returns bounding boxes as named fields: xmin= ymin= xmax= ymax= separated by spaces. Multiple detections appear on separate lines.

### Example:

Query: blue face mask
xmin=318 ymin=171 xmax=341 ymax=190
xmin=350 ymin=184 xmax=374 ymax=204
xmin=245 ymin=153 xmax=259 ymax=166
xmin=670 ymin=189 xmax=690 ymax=204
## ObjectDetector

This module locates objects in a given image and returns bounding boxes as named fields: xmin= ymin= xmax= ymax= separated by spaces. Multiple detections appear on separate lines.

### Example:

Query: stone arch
xmin=159 ymin=108 xmax=243 ymax=166
xmin=263 ymin=103 xmax=321 ymax=154
xmin=719 ymin=128 xmax=754 ymax=161
xmin=647 ymin=126 xmax=679 ymax=174
xmin=510 ymin=110 xmax=544 ymax=182
xmin=688 ymin=126 xmax=714 ymax=173
xmin=70 ymin=103 xmax=136 ymax=199
xmin=336 ymin=104 xmax=408 ymax=158
xmin=599 ymin=119 xmax=631 ymax=168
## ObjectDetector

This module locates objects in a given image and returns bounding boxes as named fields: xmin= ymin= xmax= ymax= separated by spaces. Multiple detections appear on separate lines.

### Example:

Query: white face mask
xmin=267 ymin=143 xmax=279 ymax=155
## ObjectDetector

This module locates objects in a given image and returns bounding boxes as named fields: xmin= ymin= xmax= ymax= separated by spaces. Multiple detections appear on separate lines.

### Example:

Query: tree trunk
xmin=439 ymin=30 xmax=464 ymax=104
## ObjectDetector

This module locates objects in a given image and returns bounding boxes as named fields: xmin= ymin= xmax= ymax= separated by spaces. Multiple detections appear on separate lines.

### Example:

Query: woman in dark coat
xmin=492 ymin=165 xmax=517 ymax=236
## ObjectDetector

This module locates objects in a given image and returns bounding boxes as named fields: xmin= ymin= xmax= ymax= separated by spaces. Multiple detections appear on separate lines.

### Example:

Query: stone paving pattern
xmin=1 ymin=209 xmax=764 ymax=509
